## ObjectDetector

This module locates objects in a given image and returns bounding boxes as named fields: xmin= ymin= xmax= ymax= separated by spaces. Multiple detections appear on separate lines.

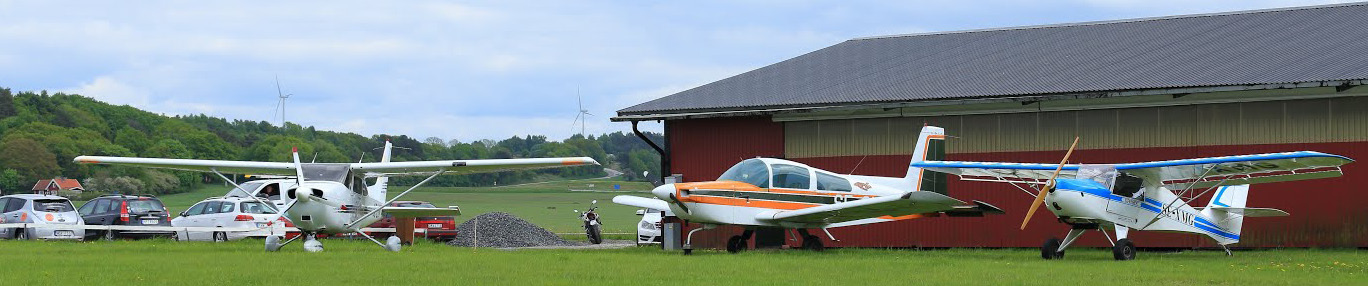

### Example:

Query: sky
xmin=0 ymin=0 xmax=1353 ymax=142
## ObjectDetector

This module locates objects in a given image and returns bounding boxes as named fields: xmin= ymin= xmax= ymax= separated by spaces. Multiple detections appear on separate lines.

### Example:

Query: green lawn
xmin=1 ymin=238 xmax=1362 ymax=285
xmin=141 ymin=179 xmax=655 ymax=234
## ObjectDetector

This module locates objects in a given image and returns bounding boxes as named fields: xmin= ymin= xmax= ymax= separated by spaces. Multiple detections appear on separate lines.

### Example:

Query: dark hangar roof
xmin=616 ymin=2 xmax=1368 ymax=120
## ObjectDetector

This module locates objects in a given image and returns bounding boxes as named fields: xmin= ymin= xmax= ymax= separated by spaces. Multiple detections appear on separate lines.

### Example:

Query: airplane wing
xmin=612 ymin=195 xmax=670 ymax=211
xmin=911 ymin=161 xmax=1079 ymax=184
xmin=1113 ymin=151 xmax=1353 ymax=189
xmin=74 ymin=156 xmax=297 ymax=176
xmin=384 ymin=206 xmax=461 ymax=217
xmin=755 ymin=192 xmax=1002 ymax=225
xmin=351 ymin=157 xmax=599 ymax=176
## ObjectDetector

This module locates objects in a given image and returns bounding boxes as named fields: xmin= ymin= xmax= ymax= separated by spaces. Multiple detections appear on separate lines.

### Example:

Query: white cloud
xmin=63 ymin=76 xmax=150 ymax=107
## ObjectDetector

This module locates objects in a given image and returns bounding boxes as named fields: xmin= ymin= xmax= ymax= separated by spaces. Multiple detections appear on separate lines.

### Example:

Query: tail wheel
xmin=726 ymin=235 xmax=745 ymax=253
xmin=801 ymin=235 xmax=824 ymax=251
xmin=213 ymin=231 xmax=228 ymax=242
xmin=1041 ymin=237 xmax=1064 ymax=259
xmin=1112 ymin=239 xmax=1136 ymax=260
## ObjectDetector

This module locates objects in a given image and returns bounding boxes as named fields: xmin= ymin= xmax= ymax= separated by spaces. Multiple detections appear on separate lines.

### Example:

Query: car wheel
xmin=1113 ymin=238 xmax=1137 ymax=261
xmin=15 ymin=228 xmax=28 ymax=240
xmin=104 ymin=229 xmax=116 ymax=241
xmin=170 ymin=232 xmax=179 ymax=242
xmin=213 ymin=231 xmax=228 ymax=242
xmin=1041 ymin=237 xmax=1063 ymax=259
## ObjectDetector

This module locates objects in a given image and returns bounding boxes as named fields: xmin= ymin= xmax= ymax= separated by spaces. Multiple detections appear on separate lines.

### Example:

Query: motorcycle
xmin=574 ymin=200 xmax=604 ymax=244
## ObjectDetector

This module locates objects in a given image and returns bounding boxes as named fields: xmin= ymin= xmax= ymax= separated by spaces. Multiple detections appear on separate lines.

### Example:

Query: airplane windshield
xmin=301 ymin=164 xmax=351 ymax=183
xmin=717 ymin=159 xmax=770 ymax=188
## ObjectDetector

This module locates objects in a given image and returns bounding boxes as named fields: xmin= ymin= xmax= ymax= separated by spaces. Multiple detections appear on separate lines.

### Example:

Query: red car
xmin=368 ymin=201 xmax=458 ymax=242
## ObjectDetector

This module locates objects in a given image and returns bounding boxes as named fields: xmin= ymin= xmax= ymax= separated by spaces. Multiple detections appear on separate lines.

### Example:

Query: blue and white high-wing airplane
xmin=913 ymin=141 xmax=1353 ymax=260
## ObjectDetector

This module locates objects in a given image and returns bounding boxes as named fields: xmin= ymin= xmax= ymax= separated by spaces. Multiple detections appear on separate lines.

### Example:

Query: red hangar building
xmin=612 ymin=3 xmax=1368 ymax=249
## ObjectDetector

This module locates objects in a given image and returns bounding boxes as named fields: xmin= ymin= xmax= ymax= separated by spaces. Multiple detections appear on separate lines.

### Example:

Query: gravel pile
xmin=448 ymin=212 xmax=582 ymax=248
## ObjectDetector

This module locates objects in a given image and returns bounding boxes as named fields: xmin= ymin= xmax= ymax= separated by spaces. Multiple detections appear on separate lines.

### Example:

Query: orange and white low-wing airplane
xmin=613 ymin=126 xmax=1003 ymax=254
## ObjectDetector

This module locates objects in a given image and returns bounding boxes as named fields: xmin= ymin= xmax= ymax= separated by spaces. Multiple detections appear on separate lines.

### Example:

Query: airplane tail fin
xmin=366 ymin=141 xmax=393 ymax=203
xmin=1198 ymin=185 xmax=1250 ymax=244
xmin=906 ymin=126 xmax=948 ymax=195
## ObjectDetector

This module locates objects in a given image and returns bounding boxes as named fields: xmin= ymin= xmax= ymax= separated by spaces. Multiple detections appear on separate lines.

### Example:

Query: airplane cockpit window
xmin=1113 ymin=173 xmax=1145 ymax=198
xmin=771 ymin=164 xmax=812 ymax=189
xmin=301 ymin=164 xmax=351 ymax=183
xmin=816 ymin=172 xmax=852 ymax=192
xmin=717 ymin=159 xmax=770 ymax=188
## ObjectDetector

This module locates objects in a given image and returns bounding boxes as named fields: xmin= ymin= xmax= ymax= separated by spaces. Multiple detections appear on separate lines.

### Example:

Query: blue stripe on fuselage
xmin=1055 ymin=178 xmax=1239 ymax=240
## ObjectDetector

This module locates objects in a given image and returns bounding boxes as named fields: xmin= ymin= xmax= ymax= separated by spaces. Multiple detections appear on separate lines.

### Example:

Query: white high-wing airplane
xmin=73 ymin=141 xmax=598 ymax=252
xmin=613 ymin=126 xmax=1004 ymax=254
xmin=912 ymin=139 xmax=1353 ymax=260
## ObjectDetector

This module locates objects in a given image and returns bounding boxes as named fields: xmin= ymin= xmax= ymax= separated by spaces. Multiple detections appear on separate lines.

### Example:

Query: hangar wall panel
xmin=672 ymin=97 xmax=1368 ymax=249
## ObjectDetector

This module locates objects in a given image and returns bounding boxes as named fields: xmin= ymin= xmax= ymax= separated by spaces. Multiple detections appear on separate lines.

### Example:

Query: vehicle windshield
xmin=301 ymin=164 xmax=351 ymax=183
xmin=394 ymin=202 xmax=436 ymax=208
xmin=228 ymin=182 xmax=264 ymax=197
xmin=239 ymin=202 xmax=277 ymax=214
xmin=33 ymin=199 xmax=75 ymax=212
xmin=717 ymin=159 xmax=770 ymax=188
xmin=128 ymin=199 xmax=165 ymax=213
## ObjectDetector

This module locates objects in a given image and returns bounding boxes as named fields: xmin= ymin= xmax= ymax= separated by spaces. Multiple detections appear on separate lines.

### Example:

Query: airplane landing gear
xmin=797 ymin=229 xmax=824 ymax=251
xmin=1112 ymin=238 xmax=1136 ymax=261
xmin=1041 ymin=238 xmax=1064 ymax=259
xmin=726 ymin=230 xmax=755 ymax=254
xmin=302 ymin=233 xmax=324 ymax=253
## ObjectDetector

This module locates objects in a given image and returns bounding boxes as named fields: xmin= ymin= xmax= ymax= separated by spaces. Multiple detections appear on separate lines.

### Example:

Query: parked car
xmin=635 ymin=208 xmax=663 ymax=246
xmin=172 ymin=196 xmax=284 ymax=242
xmin=368 ymin=201 xmax=458 ymax=241
xmin=78 ymin=194 xmax=173 ymax=240
xmin=0 ymin=194 xmax=85 ymax=240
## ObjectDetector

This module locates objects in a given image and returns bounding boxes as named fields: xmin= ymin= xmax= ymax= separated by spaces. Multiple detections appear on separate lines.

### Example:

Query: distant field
xmin=0 ymin=239 xmax=1362 ymax=285
xmin=143 ymin=178 xmax=655 ymax=234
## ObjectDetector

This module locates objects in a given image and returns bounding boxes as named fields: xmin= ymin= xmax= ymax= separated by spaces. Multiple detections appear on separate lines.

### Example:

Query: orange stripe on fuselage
xmin=681 ymin=195 xmax=821 ymax=210
xmin=676 ymin=181 xmax=878 ymax=198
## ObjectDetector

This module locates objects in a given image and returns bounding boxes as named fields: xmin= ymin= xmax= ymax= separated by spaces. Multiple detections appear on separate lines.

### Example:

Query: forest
xmin=0 ymin=87 xmax=662 ymax=197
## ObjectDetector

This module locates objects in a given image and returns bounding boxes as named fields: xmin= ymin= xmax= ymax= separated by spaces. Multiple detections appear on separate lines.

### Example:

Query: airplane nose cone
xmin=651 ymin=184 xmax=676 ymax=200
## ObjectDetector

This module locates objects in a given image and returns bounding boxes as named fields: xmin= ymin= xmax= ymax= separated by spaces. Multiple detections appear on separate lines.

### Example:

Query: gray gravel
xmin=448 ymin=212 xmax=583 ymax=248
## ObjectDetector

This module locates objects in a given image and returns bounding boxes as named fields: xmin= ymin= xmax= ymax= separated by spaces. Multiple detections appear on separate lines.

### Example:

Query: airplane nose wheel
xmin=1112 ymin=238 xmax=1136 ymax=260
xmin=303 ymin=233 xmax=324 ymax=253
xmin=1041 ymin=237 xmax=1064 ymax=259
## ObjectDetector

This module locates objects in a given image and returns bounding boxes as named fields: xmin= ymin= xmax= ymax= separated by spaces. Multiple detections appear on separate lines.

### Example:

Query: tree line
xmin=0 ymin=87 xmax=662 ymax=196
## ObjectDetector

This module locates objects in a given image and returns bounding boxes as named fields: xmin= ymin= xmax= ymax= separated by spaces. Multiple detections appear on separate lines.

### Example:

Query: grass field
xmin=2 ymin=238 xmax=1363 ymax=285
xmin=147 ymin=178 xmax=655 ymax=234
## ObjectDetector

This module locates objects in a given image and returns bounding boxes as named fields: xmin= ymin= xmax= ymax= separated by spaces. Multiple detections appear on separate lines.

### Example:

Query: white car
xmin=172 ymin=196 xmax=283 ymax=242
xmin=635 ymin=208 xmax=662 ymax=246
xmin=0 ymin=194 xmax=85 ymax=240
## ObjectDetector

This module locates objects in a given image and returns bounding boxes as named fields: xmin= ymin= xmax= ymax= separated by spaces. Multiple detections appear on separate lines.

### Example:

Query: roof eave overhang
xmin=610 ymin=80 xmax=1366 ymax=122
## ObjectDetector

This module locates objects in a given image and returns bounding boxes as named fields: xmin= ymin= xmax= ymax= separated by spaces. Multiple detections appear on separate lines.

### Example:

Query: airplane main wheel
xmin=1041 ymin=238 xmax=1064 ymax=259
xmin=801 ymin=235 xmax=824 ymax=251
xmin=726 ymin=235 xmax=745 ymax=253
xmin=1112 ymin=239 xmax=1136 ymax=261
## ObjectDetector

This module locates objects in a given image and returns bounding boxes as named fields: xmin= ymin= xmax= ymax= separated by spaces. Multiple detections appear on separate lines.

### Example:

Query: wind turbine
xmin=571 ymin=89 xmax=592 ymax=137
xmin=273 ymin=75 xmax=292 ymax=128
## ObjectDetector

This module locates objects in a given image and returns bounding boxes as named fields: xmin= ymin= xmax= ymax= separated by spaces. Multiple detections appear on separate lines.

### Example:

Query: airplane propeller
xmin=1020 ymin=137 xmax=1079 ymax=230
